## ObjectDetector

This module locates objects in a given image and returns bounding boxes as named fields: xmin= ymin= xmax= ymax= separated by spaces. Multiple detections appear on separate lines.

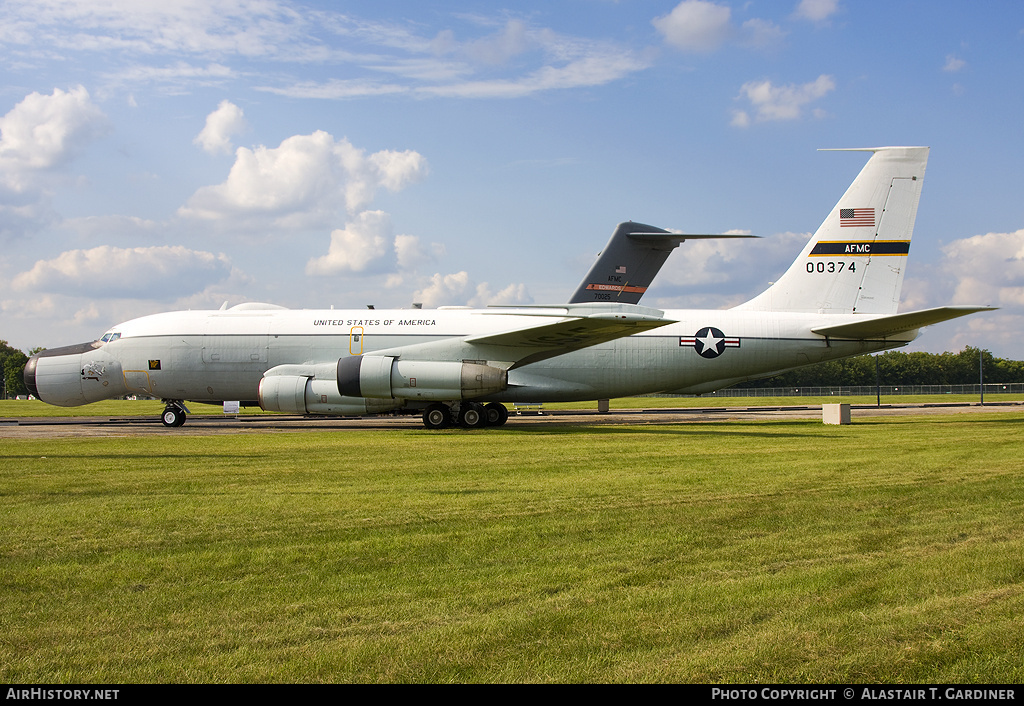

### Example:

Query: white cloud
xmin=0 ymin=86 xmax=108 ymax=193
xmin=464 ymin=19 xmax=531 ymax=65
xmin=412 ymin=271 xmax=532 ymax=308
xmin=367 ymin=149 xmax=429 ymax=193
xmin=653 ymin=1 xmax=733 ymax=53
xmin=194 ymin=100 xmax=248 ymax=155
xmin=60 ymin=214 xmax=159 ymax=240
xmin=306 ymin=210 xmax=393 ymax=276
xmin=1 ymin=0 xmax=315 ymax=61
xmin=394 ymin=233 xmax=431 ymax=271
xmin=178 ymin=130 xmax=427 ymax=228
xmin=939 ymin=229 xmax=1024 ymax=307
xmin=898 ymin=229 xmax=1024 ymax=358
xmin=734 ymin=75 xmax=835 ymax=124
xmin=418 ymin=53 xmax=649 ymax=99
xmin=414 ymin=271 xmax=472 ymax=308
xmin=258 ymin=15 xmax=650 ymax=100
xmin=0 ymin=86 xmax=108 ymax=237
xmin=12 ymin=245 xmax=232 ymax=299
xmin=793 ymin=0 xmax=840 ymax=23
xmin=4 ymin=3 xmax=650 ymax=100
xmin=730 ymin=110 xmax=751 ymax=128
xmin=306 ymin=211 xmax=442 ymax=278
xmin=256 ymin=79 xmax=407 ymax=100
xmin=102 ymin=62 xmax=236 ymax=94
xmin=740 ymin=19 xmax=787 ymax=49
xmin=943 ymin=54 xmax=966 ymax=72
xmin=473 ymin=282 xmax=532 ymax=307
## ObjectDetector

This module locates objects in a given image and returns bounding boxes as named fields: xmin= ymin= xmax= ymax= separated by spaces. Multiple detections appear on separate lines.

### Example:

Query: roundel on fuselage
xmin=678 ymin=327 xmax=741 ymax=359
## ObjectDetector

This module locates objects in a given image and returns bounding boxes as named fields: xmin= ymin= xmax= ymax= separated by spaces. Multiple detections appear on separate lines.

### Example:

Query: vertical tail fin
xmin=570 ymin=222 xmax=756 ymax=304
xmin=569 ymin=222 xmax=686 ymax=305
xmin=737 ymin=146 xmax=929 ymax=315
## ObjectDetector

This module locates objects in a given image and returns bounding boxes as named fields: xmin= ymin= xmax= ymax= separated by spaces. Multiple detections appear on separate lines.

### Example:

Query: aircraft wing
xmin=469 ymin=304 xmax=673 ymax=367
xmin=811 ymin=306 xmax=997 ymax=340
xmin=373 ymin=303 xmax=676 ymax=369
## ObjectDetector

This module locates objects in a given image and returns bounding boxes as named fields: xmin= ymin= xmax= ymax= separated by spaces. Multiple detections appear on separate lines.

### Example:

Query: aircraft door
xmin=123 ymin=369 xmax=152 ymax=394
xmin=349 ymin=327 xmax=364 ymax=356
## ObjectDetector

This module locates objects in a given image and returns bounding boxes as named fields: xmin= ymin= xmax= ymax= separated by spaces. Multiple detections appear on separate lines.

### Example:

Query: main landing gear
xmin=421 ymin=402 xmax=509 ymax=430
xmin=161 ymin=400 xmax=189 ymax=427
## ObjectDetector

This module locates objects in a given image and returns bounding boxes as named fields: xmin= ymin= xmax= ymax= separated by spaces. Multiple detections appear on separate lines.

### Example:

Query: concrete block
xmin=822 ymin=403 xmax=851 ymax=425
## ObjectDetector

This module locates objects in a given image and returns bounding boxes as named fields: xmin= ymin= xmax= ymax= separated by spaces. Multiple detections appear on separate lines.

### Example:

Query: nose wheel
xmin=161 ymin=402 xmax=188 ymax=427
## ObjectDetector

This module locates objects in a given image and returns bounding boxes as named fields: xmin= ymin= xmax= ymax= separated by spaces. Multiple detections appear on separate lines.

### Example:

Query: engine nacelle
xmin=337 ymin=356 xmax=507 ymax=401
xmin=258 ymin=374 xmax=404 ymax=416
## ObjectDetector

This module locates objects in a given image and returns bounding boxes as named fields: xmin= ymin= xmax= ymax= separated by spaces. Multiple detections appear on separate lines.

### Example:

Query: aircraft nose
xmin=24 ymin=341 xmax=123 ymax=407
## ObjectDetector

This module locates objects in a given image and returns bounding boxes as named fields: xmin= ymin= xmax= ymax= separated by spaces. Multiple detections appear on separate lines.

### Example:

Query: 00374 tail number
xmin=807 ymin=261 xmax=856 ymax=273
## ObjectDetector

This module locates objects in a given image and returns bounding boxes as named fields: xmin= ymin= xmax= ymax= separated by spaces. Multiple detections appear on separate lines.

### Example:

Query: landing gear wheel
xmin=483 ymin=402 xmax=509 ymax=427
xmin=458 ymin=402 xmax=487 ymax=429
xmin=422 ymin=403 xmax=452 ymax=430
xmin=161 ymin=406 xmax=186 ymax=427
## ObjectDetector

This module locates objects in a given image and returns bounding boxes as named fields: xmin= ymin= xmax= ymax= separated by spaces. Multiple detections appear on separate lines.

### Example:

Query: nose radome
xmin=22 ymin=341 xmax=103 ymax=406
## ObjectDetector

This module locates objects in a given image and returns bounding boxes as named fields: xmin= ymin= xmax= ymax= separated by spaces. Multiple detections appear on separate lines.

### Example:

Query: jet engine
xmin=336 ymin=355 xmax=507 ymax=401
xmin=258 ymin=374 xmax=404 ymax=416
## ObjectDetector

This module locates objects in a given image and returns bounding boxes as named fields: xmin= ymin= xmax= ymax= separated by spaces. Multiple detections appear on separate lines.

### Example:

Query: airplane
xmin=24 ymin=146 xmax=994 ymax=429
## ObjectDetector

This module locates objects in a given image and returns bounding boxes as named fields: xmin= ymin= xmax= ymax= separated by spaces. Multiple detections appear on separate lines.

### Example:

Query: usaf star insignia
xmin=679 ymin=327 xmax=741 ymax=359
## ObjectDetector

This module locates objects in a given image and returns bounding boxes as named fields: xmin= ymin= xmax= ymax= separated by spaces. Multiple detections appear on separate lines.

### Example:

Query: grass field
xmin=2 ymin=410 xmax=1023 ymax=682
xmin=0 ymin=392 xmax=1008 ymax=419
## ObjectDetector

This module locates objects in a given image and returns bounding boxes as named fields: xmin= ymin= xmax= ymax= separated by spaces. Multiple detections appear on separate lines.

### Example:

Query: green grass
xmin=2 ymin=413 xmax=1024 ymax=682
xmin=0 ymin=399 xmax=274 ymax=418
xmin=541 ymin=393 xmax=1003 ymax=410
xmin=1 ymin=392 xmax=1011 ymax=419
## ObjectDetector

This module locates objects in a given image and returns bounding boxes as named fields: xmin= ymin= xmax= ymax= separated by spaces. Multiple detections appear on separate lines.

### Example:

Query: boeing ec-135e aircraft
xmin=25 ymin=147 xmax=993 ymax=429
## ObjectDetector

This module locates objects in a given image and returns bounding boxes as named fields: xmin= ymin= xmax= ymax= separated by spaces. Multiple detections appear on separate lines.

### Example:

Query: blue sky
xmin=2 ymin=0 xmax=1023 ymax=358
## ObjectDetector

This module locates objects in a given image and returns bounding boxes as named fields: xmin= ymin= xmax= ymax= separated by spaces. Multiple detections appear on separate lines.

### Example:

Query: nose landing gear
xmin=161 ymin=401 xmax=189 ymax=427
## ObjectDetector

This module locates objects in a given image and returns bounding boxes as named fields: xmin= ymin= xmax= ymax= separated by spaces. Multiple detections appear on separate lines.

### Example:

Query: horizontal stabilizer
xmin=811 ymin=306 xmax=997 ymax=340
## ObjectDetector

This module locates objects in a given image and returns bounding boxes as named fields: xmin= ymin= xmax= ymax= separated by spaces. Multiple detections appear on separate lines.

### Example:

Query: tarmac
xmin=2 ymin=400 xmax=1022 ymax=438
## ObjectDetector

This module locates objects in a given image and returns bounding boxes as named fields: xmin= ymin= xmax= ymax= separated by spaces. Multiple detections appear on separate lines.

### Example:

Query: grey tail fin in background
xmin=569 ymin=221 xmax=756 ymax=305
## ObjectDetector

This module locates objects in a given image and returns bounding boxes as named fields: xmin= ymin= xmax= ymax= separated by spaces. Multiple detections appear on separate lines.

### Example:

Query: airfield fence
xmin=663 ymin=383 xmax=1024 ymax=398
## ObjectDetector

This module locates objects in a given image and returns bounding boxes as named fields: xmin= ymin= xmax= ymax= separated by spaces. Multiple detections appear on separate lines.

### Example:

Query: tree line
xmin=1 ymin=340 xmax=32 ymax=398
xmin=738 ymin=347 xmax=1023 ymax=389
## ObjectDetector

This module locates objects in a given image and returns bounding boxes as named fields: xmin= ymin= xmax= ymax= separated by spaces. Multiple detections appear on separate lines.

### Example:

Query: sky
xmin=2 ymin=0 xmax=1023 ymax=358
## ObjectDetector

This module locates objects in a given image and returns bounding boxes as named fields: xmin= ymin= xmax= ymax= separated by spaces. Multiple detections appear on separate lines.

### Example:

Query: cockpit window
xmin=99 ymin=332 xmax=121 ymax=343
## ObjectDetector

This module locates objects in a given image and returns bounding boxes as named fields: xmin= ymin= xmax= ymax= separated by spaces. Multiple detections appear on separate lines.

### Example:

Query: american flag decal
xmin=840 ymin=208 xmax=875 ymax=228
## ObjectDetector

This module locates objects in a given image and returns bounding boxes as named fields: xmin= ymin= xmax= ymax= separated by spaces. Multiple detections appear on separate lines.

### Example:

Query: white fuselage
xmin=31 ymin=306 xmax=913 ymax=409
